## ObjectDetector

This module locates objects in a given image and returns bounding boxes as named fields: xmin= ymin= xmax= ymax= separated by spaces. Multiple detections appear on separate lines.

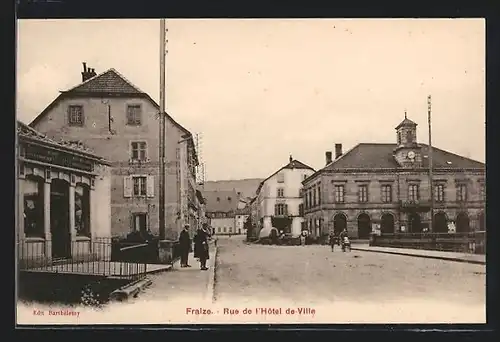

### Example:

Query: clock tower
xmin=393 ymin=111 xmax=423 ymax=168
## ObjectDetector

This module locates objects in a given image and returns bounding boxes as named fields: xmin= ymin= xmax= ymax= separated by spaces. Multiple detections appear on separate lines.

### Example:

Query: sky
xmin=17 ymin=19 xmax=485 ymax=181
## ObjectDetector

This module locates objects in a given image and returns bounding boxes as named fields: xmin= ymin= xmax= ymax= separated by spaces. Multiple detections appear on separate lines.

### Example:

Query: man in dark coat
xmin=194 ymin=224 xmax=210 ymax=271
xmin=179 ymin=224 xmax=192 ymax=267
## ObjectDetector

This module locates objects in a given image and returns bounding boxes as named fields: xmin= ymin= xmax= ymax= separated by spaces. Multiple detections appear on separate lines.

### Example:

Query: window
xmin=479 ymin=183 xmax=485 ymax=200
xmin=223 ymin=227 xmax=227 ymax=233
xmin=308 ymin=191 xmax=312 ymax=208
xmin=130 ymin=141 xmax=147 ymax=161
xmin=275 ymin=203 xmax=288 ymax=216
xmin=457 ymin=184 xmax=467 ymax=202
xmin=358 ymin=185 xmax=368 ymax=203
xmin=381 ymin=185 xmax=392 ymax=203
xmin=277 ymin=172 xmax=284 ymax=183
xmin=68 ymin=105 xmax=84 ymax=126
xmin=409 ymin=184 xmax=419 ymax=202
xmin=317 ymin=183 xmax=321 ymax=204
xmin=228 ymin=197 xmax=232 ymax=201
xmin=217 ymin=227 xmax=221 ymax=233
xmin=133 ymin=176 xmax=147 ymax=196
xmin=299 ymin=204 xmax=304 ymax=216
xmin=124 ymin=175 xmax=154 ymax=198
xmin=23 ymin=176 xmax=44 ymax=238
xmin=334 ymin=185 xmax=345 ymax=203
xmin=406 ymin=130 xmax=413 ymax=143
xmin=229 ymin=227 xmax=233 ymax=233
xmin=277 ymin=188 xmax=284 ymax=198
xmin=75 ymin=184 xmax=91 ymax=237
xmin=127 ymin=104 xmax=142 ymax=125
xmin=435 ymin=184 xmax=445 ymax=202
xmin=313 ymin=187 xmax=317 ymax=206
xmin=216 ymin=197 xmax=220 ymax=202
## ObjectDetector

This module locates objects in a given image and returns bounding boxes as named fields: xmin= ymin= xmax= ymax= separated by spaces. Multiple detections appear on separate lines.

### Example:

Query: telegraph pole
xmin=158 ymin=19 xmax=167 ymax=240
xmin=428 ymin=95 xmax=434 ymax=232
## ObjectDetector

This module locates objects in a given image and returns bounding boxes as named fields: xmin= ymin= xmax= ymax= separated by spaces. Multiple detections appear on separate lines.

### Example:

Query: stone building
xmin=255 ymin=156 xmax=315 ymax=238
xmin=204 ymin=190 xmax=239 ymax=235
xmin=29 ymin=63 xmax=200 ymax=240
xmin=303 ymin=114 xmax=485 ymax=239
xmin=17 ymin=121 xmax=111 ymax=263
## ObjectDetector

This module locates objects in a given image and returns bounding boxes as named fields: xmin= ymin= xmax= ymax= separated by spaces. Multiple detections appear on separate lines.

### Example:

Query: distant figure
xmin=194 ymin=224 xmax=210 ymax=271
xmin=329 ymin=232 xmax=336 ymax=251
xmin=339 ymin=228 xmax=348 ymax=244
xmin=179 ymin=224 xmax=192 ymax=268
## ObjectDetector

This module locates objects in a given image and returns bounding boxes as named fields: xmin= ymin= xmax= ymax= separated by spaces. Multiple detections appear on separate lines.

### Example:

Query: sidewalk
xmin=131 ymin=242 xmax=217 ymax=304
xmin=351 ymin=244 xmax=486 ymax=265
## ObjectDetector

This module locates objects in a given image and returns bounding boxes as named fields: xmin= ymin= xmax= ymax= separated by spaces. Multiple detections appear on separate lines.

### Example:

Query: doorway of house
xmin=333 ymin=213 xmax=347 ymax=236
xmin=50 ymin=179 xmax=71 ymax=259
xmin=408 ymin=212 xmax=422 ymax=233
xmin=357 ymin=213 xmax=371 ymax=239
xmin=380 ymin=213 xmax=395 ymax=234
xmin=133 ymin=213 xmax=148 ymax=236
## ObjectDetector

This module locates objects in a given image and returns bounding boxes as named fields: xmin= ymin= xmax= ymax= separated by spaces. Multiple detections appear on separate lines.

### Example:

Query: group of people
xmin=178 ymin=223 xmax=212 ymax=271
xmin=329 ymin=229 xmax=351 ymax=252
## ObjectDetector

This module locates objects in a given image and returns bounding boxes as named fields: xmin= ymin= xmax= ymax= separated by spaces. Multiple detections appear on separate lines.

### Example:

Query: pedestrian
xmin=194 ymin=223 xmax=210 ymax=271
xmin=179 ymin=224 xmax=192 ymax=268
xmin=300 ymin=230 xmax=307 ymax=246
xmin=329 ymin=231 xmax=336 ymax=252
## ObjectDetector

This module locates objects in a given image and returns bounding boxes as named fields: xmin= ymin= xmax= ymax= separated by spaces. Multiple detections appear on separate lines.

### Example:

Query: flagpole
xmin=428 ymin=95 xmax=434 ymax=232
xmin=159 ymin=19 xmax=166 ymax=240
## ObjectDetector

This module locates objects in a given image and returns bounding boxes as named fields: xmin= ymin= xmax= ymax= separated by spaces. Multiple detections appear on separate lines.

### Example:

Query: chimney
xmin=325 ymin=151 xmax=332 ymax=165
xmin=81 ymin=63 xmax=96 ymax=82
xmin=289 ymin=155 xmax=293 ymax=163
xmin=335 ymin=144 xmax=343 ymax=159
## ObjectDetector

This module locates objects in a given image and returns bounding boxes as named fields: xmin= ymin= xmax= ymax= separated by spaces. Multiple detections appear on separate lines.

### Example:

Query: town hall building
xmin=303 ymin=114 xmax=485 ymax=240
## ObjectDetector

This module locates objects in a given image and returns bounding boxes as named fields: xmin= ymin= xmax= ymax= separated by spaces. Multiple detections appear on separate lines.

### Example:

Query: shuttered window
xmin=123 ymin=175 xmax=155 ymax=198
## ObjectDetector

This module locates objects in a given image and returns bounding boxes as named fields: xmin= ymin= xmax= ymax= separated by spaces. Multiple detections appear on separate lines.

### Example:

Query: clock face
xmin=407 ymin=151 xmax=416 ymax=159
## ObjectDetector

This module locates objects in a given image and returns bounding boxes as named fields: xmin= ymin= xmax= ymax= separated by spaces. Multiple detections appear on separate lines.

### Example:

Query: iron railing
xmin=371 ymin=231 xmax=486 ymax=254
xmin=18 ymin=237 xmax=147 ymax=281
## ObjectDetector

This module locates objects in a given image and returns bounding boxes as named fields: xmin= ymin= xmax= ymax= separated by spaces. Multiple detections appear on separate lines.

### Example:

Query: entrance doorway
xmin=380 ymin=213 xmax=395 ymax=234
xmin=50 ymin=179 xmax=71 ymax=259
xmin=357 ymin=213 xmax=371 ymax=239
xmin=132 ymin=213 xmax=147 ymax=234
xmin=456 ymin=212 xmax=470 ymax=233
xmin=408 ymin=213 xmax=422 ymax=233
xmin=433 ymin=212 xmax=448 ymax=233
xmin=333 ymin=213 xmax=347 ymax=235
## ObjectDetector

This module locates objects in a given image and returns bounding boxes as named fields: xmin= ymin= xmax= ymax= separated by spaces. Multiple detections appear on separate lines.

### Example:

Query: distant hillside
xmin=202 ymin=178 xmax=263 ymax=199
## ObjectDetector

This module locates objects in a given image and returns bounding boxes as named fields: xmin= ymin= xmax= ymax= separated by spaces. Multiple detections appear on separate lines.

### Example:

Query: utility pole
xmin=428 ymin=95 xmax=434 ymax=232
xmin=158 ymin=19 xmax=167 ymax=240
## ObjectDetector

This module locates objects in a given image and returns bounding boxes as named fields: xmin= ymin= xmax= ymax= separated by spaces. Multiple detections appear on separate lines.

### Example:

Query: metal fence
xmin=371 ymin=231 xmax=486 ymax=254
xmin=17 ymin=237 xmax=147 ymax=281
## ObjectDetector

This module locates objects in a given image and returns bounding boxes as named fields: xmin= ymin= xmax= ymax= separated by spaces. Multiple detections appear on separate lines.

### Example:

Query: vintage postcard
xmin=15 ymin=18 xmax=485 ymax=325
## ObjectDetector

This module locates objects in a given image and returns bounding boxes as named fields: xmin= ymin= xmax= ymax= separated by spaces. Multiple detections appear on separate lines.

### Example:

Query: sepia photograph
xmin=15 ymin=18 xmax=485 ymax=325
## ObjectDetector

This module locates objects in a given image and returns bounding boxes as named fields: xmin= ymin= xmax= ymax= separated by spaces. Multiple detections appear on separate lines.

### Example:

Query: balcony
xmin=399 ymin=200 xmax=431 ymax=213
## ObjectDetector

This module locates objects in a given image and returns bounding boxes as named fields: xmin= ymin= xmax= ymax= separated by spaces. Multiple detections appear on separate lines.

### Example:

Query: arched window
xmin=75 ymin=183 xmax=91 ymax=237
xmin=23 ymin=175 xmax=45 ymax=238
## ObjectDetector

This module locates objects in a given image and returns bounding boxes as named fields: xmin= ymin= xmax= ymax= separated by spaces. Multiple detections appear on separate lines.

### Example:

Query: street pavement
xmin=212 ymin=236 xmax=486 ymax=323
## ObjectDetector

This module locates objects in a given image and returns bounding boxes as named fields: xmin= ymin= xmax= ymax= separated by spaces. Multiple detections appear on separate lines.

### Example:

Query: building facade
xmin=255 ymin=156 xmax=315 ymax=238
xmin=303 ymin=115 xmax=486 ymax=240
xmin=17 ymin=121 xmax=111 ymax=263
xmin=204 ymin=190 xmax=238 ymax=235
xmin=29 ymin=64 xmax=200 ymax=240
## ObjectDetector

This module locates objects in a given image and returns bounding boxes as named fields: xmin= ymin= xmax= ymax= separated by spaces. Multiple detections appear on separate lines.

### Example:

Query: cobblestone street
xmin=213 ymin=236 xmax=486 ymax=323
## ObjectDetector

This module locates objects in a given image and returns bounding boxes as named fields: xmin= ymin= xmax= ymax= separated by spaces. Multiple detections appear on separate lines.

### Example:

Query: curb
xmin=109 ymin=277 xmax=153 ymax=302
xmin=205 ymin=244 xmax=218 ymax=303
xmin=351 ymin=247 xmax=486 ymax=265
xmin=146 ymin=264 xmax=173 ymax=275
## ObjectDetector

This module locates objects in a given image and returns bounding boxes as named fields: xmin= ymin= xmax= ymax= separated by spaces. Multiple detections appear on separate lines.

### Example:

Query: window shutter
xmin=147 ymin=176 xmax=155 ymax=198
xmin=123 ymin=176 xmax=132 ymax=198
